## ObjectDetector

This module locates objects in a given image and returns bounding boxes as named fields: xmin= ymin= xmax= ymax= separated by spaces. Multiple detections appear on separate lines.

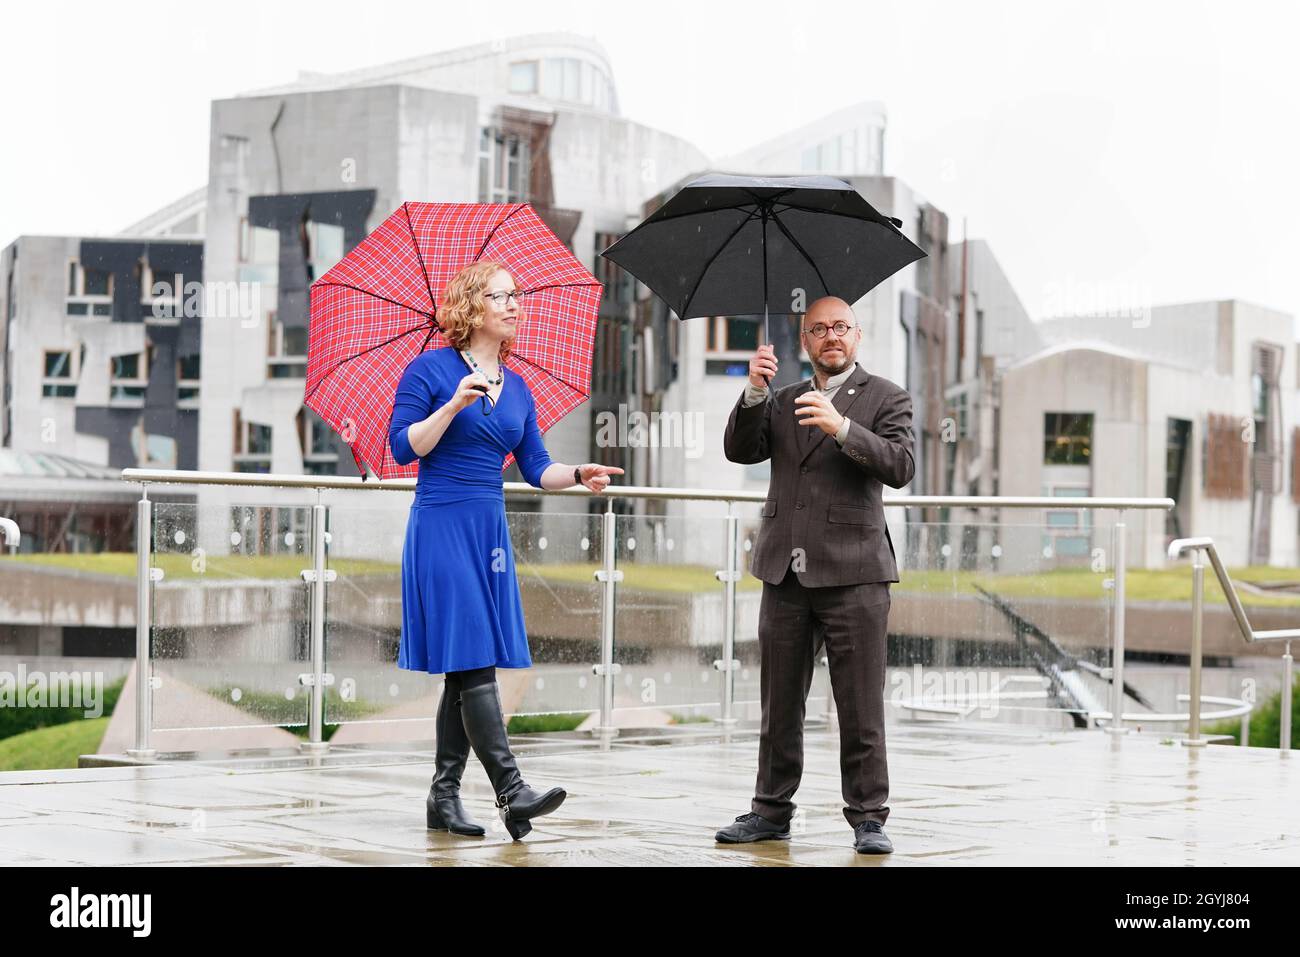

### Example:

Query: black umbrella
xmin=599 ymin=172 xmax=927 ymax=342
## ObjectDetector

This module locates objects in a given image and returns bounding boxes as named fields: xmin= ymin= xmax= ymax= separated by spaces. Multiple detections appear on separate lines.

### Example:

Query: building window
xmin=704 ymin=316 xmax=766 ymax=354
xmin=42 ymin=350 xmax=76 ymax=398
xmin=478 ymin=127 xmax=530 ymax=204
xmin=109 ymin=349 xmax=148 ymax=404
xmin=594 ymin=232 xmax=636 ymax=305
xmin=232 ymin=409 xmax=272 ymax=473
xmin=1166 ymin=418 xmax=1192 ymax=538
xmin=1042 ymin=484 xmax=1092 ymax=559
xmin=267 ymin=319 xmax=308 ymax=379
xmin=297 ymin=408 xmax=339 ymax=475
xmin=303 ymin=220 xmax=345 ymax=281
xmin=66 ymin=261 xmax=113 ymax=317
xmin=1043 ymin=412 xmax=1092 ymax=465
xmin=142 ymin=262 xmax=184 ymax=322
xmin=509 ymin=60 xmax=538 ymax=93
xmin=178 ymin=353 xmax=200 ymax=406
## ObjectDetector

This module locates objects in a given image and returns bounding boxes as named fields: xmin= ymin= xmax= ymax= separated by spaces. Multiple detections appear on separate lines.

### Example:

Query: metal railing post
xmin=126 ymin=489 xmax=156 ymax=760
xmin=1168 ymin=535 xmax=1300 ymax=752
xmin=1283 ymin=642 xmax=1293 ymax=751
xmin=713 ymin=503 xmax=740 ymax=726
xmin=1183 ymin=554 xmax=1206 ymax=747
xmin=297 ymin=494 xmax=332 ymax=754
xmin=591 ymin=502 xmax=621 ymax=737
xmin=1106 ymin=512 xmax=1129 ymax=735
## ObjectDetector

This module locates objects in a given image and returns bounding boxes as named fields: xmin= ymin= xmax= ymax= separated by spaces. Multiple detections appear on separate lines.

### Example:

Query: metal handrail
xmin=116 ymin=466 xmax=1175 ymax=757
xmin=0 ymin=517 xmax=19 ymax=550
xmin=1168 ymin=536 xmax=1295 ymax=750
xmin=119 ymin=467 xmax=1176 ymax=511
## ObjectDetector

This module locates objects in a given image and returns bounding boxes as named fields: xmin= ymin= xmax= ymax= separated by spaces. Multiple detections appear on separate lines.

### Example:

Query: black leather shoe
xmin=852 ymin=820 xmax=893 ymax=854
xmin=426 ymin=686 xmax=485 ymax=836
xmin=459 ymin=683 xmax=566 ymax=841
xmin=714 ymin=811 xmax=791 ymax=844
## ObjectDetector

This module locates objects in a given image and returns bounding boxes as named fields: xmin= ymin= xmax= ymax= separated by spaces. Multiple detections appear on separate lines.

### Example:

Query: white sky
xmin=2 ymin=0 xmax=1295 ymax=329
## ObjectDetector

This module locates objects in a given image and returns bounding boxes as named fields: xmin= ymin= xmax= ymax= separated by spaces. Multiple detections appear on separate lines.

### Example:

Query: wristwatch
xmin=574 ymin=466 xmax=583 ymax=487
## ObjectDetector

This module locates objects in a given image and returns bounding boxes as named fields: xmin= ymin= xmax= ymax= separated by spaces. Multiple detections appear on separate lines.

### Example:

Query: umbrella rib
xmin=402 ymin=202 xmax=438 ymax=312
xmin=312 ymin=281 xmax=435 ymax=318
xmin=522 ymin=281 xmax=603 ymax=294
xmin=678 ymin=206 xmax=762 ymax=319
xmin=769 ymin=212 xmax=832 ymax=298
xmin=508 ymin=350 xmax=589 ymax=399
xmin=302 ymin=321 xmax=437 ymax=405
xmin=475 ymin=203 xmax=527 ymax=261
xmin=769 ymin=200 xmax=907 ymax=231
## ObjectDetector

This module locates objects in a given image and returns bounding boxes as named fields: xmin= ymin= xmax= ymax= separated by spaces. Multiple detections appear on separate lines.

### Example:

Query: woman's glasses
xmin=483 ymin=290 xmax=527 ymax=306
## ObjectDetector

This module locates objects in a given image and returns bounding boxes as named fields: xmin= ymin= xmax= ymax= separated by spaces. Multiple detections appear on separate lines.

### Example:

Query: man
xmin=716 ymin=296 xmax=915 ymax=854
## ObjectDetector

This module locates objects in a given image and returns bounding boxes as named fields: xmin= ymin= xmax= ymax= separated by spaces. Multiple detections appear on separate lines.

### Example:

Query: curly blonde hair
xmin=439 ymin=261 xmax=520 ymax=364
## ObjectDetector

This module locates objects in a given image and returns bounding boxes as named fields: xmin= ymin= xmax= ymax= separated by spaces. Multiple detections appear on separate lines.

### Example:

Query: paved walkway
xmin=0 ymin=721 xmax=1295 ymax=865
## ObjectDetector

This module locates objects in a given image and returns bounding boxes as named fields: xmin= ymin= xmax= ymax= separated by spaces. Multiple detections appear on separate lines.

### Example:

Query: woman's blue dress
xmin=387 ymin=346 xmax=554 ymax=674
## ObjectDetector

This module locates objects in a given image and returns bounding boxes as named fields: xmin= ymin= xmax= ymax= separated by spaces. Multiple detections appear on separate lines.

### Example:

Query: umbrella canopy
xmin=600 ymin=173 xmax=926 ymax=330
xmin=305 ymin=202 xmax=602 ymax=479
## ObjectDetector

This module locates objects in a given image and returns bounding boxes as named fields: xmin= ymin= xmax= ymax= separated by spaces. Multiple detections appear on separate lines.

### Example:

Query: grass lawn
xmin=0 ymin=718 xmax=110 ymax=771
xmin=4 ymin=553 xmax=1299 ymax=606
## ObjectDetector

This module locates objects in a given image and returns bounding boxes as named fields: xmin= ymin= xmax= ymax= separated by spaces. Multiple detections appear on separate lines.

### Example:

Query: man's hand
xmin=748 ymin=344 xmax=778 ymax=388
xmin=794 ymin=391 xmax=845 ymax=437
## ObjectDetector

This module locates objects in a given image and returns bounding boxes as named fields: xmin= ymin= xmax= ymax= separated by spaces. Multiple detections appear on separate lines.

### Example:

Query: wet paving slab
xmin=0 ymin=721 xmax=1295 ymax=866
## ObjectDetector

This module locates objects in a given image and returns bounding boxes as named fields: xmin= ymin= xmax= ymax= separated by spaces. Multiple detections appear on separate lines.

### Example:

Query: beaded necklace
xmin=461 ymin=349 xmax=503 ymax=385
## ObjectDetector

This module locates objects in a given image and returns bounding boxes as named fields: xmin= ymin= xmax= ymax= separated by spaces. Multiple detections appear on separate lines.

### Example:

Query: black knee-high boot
xmin=426 ymin=685 xmax=485 ymax=836
xmin=458 ymin=682 xmax=566 ymax=840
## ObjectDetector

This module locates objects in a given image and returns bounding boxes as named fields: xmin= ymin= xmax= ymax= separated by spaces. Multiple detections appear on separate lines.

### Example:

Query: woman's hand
xmin=577 ymin=464 xmax=624 ymax=494
xmin=446 ymin=371 xmax=492 ymax=413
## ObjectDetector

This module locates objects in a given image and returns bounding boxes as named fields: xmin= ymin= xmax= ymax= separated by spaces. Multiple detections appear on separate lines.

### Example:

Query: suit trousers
xmin=752 ymin=558 xmax=892 ymax=828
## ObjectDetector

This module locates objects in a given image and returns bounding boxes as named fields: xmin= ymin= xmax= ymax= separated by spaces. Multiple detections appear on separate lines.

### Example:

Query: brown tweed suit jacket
xmin=723 ymin=362 xmax=915 ymax=587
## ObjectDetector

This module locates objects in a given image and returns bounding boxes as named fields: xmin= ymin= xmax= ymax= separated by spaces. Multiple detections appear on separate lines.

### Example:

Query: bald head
xmin=804 ymin=296 xmax=854 ymax=325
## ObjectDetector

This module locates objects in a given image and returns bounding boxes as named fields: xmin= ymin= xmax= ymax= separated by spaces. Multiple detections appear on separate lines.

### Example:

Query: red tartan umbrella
xmin=304 ymin=202 xmax=602 ymax=479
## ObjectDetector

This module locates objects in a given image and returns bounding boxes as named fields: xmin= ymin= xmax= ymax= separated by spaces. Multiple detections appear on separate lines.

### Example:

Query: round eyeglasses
xmin=484 ymin=290 xmax=527 ymax=306
xmin=803 ymin=320 xmax=855 ymax=339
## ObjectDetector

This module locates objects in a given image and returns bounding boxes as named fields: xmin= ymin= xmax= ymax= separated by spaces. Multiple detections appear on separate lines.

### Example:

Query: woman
xmin=388 ymin=260 xmax=623 ymax=841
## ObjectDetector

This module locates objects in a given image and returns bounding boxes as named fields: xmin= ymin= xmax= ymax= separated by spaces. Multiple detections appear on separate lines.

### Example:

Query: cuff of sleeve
xmin=392 ymin=424 xmax=416 ymax=464
xmin=834 ymin=417 xmax=851 ymax=445
xmin=742 ymin=383 xmax=769 ymax=407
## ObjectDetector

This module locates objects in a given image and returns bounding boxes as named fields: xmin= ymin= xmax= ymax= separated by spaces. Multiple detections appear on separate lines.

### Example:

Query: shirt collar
xmin=812 ymin=362 xmax=857 ymax=392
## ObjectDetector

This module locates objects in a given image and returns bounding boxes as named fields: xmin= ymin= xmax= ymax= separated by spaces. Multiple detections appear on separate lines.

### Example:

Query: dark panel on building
xmin=247 ymin=190 xmax=377 ymax=330
xmin=74 ymin=239 xmax=204 ymax=470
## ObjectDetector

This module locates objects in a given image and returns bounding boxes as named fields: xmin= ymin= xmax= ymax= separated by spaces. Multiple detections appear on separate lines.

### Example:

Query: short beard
xmin=813 ymin=350 xmax=854 ymax=379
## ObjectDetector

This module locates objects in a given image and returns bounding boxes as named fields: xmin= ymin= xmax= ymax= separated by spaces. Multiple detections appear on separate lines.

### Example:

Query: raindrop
xmin=666 ymin=538 xmax=674 ymax=551
xmin=389 ymin=683 xmax=400 ymax=697
xmin=743 ymin=540 xmax=752 ymax=551
xmin=663 ymin=672 xmax=672 ymax=685
xmin=283 ymin=688 xmax=295 ymax=700
xmin=285 ymin=532 xmax=295 ymax=547
xmin=1042 ymin=546 xmax=1054 ymax=559
xmin=230 ymin=532 xmax=242 ymax=546
xmin=231 ymin=688 xmax=242 ymax=702
xmin=538 ymin=536 xmax=548 ymax=550
xmin=627 ymin=537 xmax=636 ymax=551
xmin=174 ymin=530 xmax=186 ymax=545
xmin=578 ymin=675 xmax=588 ymax=689
xmin=580 ymin=537 xmax=590 ymax=550
xmin=536 ymin=677 xmax=546 ymax=690
xmin=991 ymin=544 xmax=1003 ymax=558
xmin=940 ymin=544 xmax=951 ymax=557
